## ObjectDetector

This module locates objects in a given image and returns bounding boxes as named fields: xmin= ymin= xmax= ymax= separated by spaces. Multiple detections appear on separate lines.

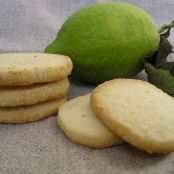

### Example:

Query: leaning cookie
xmin=58 ymin=94 xmax=123 ymax=148
xmin=0 ymin=97 xmax=66 ymax=123
xmin=91 ymin=79 xmax=174 ymax=154
xmin=0 ymin=53 xmax=72 ymax=86
xmin=0 ymin=78 xmax=69 ymax=107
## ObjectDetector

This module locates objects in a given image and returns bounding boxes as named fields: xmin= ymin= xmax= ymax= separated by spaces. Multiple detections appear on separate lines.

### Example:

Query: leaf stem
xmin=158 ymin=21 xmax=174 ymax=33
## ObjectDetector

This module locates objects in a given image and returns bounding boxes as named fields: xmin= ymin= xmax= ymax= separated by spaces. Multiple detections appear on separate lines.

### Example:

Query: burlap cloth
xmin=0 ymin=0 xmax=174 ymax=173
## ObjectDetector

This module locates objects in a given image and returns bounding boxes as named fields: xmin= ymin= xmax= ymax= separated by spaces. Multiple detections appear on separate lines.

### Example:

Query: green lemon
xmin=45 ymin=2 xmax=159 ymax=83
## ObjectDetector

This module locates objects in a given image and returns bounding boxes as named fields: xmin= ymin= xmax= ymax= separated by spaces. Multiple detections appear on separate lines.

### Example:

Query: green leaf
xmin=155 ymin=35 xmax=173 ymax=70
xmin=144 ymin=62 xmax=174 ymax=95
xmin=144 ymin=20 xmax=174 ymax=95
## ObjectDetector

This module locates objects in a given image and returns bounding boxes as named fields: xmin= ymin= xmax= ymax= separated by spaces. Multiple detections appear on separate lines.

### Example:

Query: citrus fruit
xmin=45 ymin=2 xmax=159 ymax=83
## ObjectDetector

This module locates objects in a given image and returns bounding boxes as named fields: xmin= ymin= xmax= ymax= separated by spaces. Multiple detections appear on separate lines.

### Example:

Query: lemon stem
xmin=158 ymin=20 xmax=174 ymax=33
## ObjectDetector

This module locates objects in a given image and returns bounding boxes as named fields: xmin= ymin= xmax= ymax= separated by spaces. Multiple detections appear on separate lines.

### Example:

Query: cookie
xmin=0 ymin=97 xmax=66 ymax=123
xmin=0 ymin=78 xmax=69 ymax=107
xmin=91 ymin=79 xmax=174 ymax=153
xmin=58 ymin=94 xmax=123 ymax=148
xmin=0 ymin=53 xmax=72 ymax=86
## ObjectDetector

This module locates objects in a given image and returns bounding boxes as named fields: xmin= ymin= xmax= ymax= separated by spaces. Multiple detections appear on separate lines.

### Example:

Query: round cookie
xmin=0 ymin=78 xmax=69 ymax=107
xmin=58 ymin=94 xmax=123 ymax=148
xmin=91 ymin=79 xmax=174 ymax=153
xmin=0 ymin=53 xmax=72 ymax=86
xmin=0 ymin=97 xmax=66 ymax=123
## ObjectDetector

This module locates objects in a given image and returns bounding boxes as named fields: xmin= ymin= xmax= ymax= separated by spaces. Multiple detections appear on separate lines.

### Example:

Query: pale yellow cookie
xmin=91 ymin=79 xmax=174 ymax=154
xmin=0 ymin=78 xmax=69 ymax=107
xmin=58 ymin=94 xmax=123 ymax=148
xmin=0 ymin=53 xmax=72 ymax=86
xmin=0 ymin=97 xmax=66 ymax=123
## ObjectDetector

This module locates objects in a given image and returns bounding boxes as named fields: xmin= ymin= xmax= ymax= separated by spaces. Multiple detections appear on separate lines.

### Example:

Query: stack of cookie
xmin=58 ymin=79 xmax=174 ymax=154
xmin=0 ymin=53 xmax=72 ymax=123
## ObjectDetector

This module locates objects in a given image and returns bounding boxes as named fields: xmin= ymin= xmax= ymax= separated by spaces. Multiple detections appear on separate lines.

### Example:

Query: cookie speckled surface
xmin=58 ymin=94 xmax=123 ymax=148
xmin=91 ymin=79 xmax=174 ymax=153
xmin=0 ymin=53 xmax=72 ymax=86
